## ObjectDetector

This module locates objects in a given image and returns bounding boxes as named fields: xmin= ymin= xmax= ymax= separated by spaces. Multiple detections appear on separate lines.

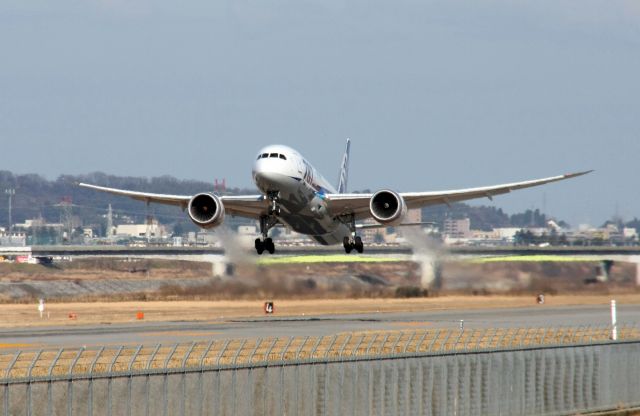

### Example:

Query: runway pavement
xmin=1 ymin=303 xmax=639 ymax=352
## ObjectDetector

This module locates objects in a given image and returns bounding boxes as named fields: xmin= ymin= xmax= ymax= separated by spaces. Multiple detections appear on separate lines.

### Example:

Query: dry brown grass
xmin=2 ymin=294 xmax=640 ymax=329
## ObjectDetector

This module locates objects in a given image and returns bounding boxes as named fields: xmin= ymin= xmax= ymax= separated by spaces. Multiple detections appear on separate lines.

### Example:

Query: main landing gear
xmin=255 ymin=192 xmax=280 ymax=255
xmin=343 ymin=236 xmax=363 ymax=254
xmin=341 ymin=214 xmax=364 ymax=254
xmin=255 ymin=237 xmax=275 ymax=255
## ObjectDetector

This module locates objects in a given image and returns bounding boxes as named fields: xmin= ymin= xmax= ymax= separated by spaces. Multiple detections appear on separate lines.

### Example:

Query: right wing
xmin=324 ymin=170 xmax=592 ymax=220
xmin=78 ymin=183 xmax=269 ymax=219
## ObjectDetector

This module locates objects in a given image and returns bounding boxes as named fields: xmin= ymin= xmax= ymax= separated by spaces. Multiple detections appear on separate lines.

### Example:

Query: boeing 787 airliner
xmin=80 ymin=140 xmax=591 ymax=254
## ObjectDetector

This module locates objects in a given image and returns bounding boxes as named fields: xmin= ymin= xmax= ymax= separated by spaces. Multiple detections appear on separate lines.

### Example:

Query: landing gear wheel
xmin=265 ymin=238 xmax=275 ymax=254
xmin=343 ymin=237 xmax=353 ymax=254
xmin=354 ymin=236 xmax=364 ymax=254
xmin=255 ymin=238 xmax=265 ymax=255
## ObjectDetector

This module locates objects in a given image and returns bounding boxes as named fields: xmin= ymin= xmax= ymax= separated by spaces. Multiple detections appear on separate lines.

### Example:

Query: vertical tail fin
xmin=337 ymin=138 xmax=351 ymax=193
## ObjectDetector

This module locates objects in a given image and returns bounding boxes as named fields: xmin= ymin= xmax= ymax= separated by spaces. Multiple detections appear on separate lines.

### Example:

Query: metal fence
xmin=2 ymin=325 xmax=638 ymax=382
xmin=2 ymin=326 xmax=640 ymax=415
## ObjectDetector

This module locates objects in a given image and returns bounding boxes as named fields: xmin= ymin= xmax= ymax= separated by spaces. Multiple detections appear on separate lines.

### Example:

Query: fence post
xmin=611 ymin=300 xmax=617 ymax=340
xmin=264 ymin=338 xmax=279 ymax=362
xmin=199 ymin=341 xmax=215 ymax=367
xmin=428 ymin=330 xmax=441 ymax=352
xmin=280 ymin=338 xmax=295 ymax=362
xmin=146 ymin=344 xmax=161 ymax=370
xmin=232 ymin=340 xmax=247 ymax=365
xmin=107 ymin=346 xmax=124 ymax=373
xmin=353 ymin=335 xmax=366 ymax=356
xmin=215 ymin=340 xmax=231 ymax=366
xmin=181 ymin=342 xmax=198 ymax=368
xmin=69 ymin=347 xmax=86 ymax=375
xmin=89 ymin=347 xmax=105 ymax=374
xmin=439 ymin=330 xmax=452 ymax=352
xmin=415 ymin=331 xmax=429 ymax=353
xmin=248 ymin=338 xmax=263 ymax=364
xmin=339 ymin=335 xmax=352 ymax=357
xmin=48 ymin=349 xmax=64 ymax=377
xmin=365 ymin=335 xmax=379 ymax=356
xmin=162 ymin=345 xmax=178 ymax=370
xmin=324 ymin=336 xmax=339 ymax=359
xmin=295 ymin=337 xmax=310 ymax=360
xmin=403 ymin=333 xmax=416 ymax=354
xmin=26 ymin=350 xmax=43 ymax=378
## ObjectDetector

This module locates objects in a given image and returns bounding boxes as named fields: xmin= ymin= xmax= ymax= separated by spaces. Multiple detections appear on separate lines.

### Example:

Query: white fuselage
xmin=252 ymin=145 xmax=351 ymax=245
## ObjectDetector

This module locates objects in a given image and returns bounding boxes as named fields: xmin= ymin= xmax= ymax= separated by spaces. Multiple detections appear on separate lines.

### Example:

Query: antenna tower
xmin=58 ymin=196 xmax=73 ymax=243
xmin=106 ymin=204 xmax=113 ymax=241
xmin=4 ymin=189 xmax=15 ymax=233
xmin=214 ymin=178 xmax=227 ymax=193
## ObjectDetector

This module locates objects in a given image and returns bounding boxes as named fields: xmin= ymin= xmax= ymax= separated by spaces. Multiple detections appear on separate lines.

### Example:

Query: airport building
xmin=115 ymin=220 xmax=167 ymax=239
xmin=0 ymin=232 xmax=27 ymax=247
xmin=443 ymin=218 xmax=471 ymax=240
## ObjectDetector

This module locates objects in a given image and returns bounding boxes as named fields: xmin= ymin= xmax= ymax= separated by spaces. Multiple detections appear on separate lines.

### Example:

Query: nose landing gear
xmin=255 ymin=193 xmax=281 ymax=255
xmin=267 ymin=191 xmax=281 ymax=216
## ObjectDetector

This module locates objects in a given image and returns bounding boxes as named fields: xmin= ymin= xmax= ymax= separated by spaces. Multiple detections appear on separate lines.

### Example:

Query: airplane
xmin=79 ymin=140 xmax=591 ymax=255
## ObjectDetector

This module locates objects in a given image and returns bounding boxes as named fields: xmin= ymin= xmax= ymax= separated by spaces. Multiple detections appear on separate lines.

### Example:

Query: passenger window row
xmin=257 ymin=153 xmax=287 ymax=160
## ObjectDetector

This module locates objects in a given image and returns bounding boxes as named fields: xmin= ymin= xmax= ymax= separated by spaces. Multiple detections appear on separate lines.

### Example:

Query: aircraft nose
xmin=253 ymin=167 xmax=278 ymax=190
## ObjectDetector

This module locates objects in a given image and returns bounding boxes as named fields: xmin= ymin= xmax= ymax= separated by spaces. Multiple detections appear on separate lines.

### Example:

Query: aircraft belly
xmin=275 ymin=182 xmax=347 ymax=244
xmin=311 ymin=224 xmax=351 ymax=245
xmin=278 ymin=210 xmax=336 ymax=236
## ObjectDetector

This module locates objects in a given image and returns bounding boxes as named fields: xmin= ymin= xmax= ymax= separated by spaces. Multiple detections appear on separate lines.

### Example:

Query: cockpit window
xmin=261 ymin=153 xmax=268 ymax=158
xmin=257 ymin=155 xmax=262 ymax=160
xmin=279 ymin=154 xmax=286 ymax=160
xmin=269 ymin=153 xmax=278 ymax=158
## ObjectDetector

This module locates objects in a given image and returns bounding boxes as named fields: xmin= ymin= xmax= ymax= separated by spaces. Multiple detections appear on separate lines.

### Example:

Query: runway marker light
xmin=136 ymin=311 xmax=144 ymax=320
xmin=68 ymin=312 xmax=77 ymax=320
xmin=611 ymin=300 xmax=617 ymax=340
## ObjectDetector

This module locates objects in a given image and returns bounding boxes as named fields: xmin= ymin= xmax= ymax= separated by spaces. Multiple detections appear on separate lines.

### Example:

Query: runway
xmin=1 ymin=303 xmax=638 ymax=352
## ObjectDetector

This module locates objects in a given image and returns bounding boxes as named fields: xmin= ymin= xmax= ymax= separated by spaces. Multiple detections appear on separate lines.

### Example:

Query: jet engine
xmin=369 ymin=190 xmax=407 ymax=226
xmin=187 ymin=193 xmax=225 ymax=229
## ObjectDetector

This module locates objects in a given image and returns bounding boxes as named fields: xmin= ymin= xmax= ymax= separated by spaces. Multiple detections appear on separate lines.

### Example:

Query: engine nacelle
xmin=187 ymin=193 xmax=225 ymax=229
xmin=369 ymin=190 xmax=407 ymax=226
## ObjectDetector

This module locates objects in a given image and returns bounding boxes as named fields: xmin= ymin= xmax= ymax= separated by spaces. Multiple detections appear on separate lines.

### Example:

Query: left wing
xmin=325 ymin=170 xmax=592 ymax=219
xmin=78 ymin=183 xmax=269 ymax=219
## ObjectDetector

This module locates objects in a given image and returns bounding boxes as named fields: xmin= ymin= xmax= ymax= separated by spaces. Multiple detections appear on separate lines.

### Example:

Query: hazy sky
xmin=1 ymin=0 xmax=639 ymax=226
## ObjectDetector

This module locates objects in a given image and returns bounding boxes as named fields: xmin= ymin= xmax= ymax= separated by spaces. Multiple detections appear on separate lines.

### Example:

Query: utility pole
xmin=4 ymin=189 xmax=15 ymax=233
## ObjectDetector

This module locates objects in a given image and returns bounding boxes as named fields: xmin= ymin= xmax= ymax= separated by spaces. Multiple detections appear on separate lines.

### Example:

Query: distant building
xmin=406 ymin=208 xmax=422 ymax=223
xmin=195 ymin=230 xmax=219 ymax=246
xmin=115 ymin=221 xmax=166 ymax=238
xmin=0 ymin=232 xmax=27 ymax=247
xmin=443 ymin=218 xmax=471 ymax=239
xmin=361 ymin=208 xmax=422 ymax=243
xmin=14 ymin=218 xmax=64 ymax=230
xmin=493 ymin=227 xmax=522 ymax=243
xmin=623 ymin=228 xmax=638 ymax=241
xmin=237 ymin=225 xmax=257 ymax=236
